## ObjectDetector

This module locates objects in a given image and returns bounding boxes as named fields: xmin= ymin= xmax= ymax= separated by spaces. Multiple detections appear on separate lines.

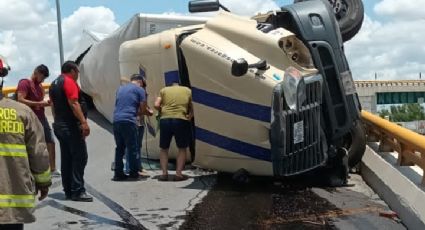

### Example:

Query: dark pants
xmin=53 ymin=122 xmax=88 ymax=197
xmin=0 ymin=224 xmax=24 ymax=230
xmin=114 ymin=121 xmax=140 ymax=177
xmin=124 ymin=125 xmax=145 ymax=174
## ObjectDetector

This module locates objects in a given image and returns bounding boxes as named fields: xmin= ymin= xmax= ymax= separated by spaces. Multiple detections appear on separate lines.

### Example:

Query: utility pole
xmin=55 ymin=0 xmax=64 ymax=67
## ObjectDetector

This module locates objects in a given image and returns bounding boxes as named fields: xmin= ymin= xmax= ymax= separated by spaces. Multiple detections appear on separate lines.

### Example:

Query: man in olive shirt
xmin=154 ymin=80 xmax=193 ymax=181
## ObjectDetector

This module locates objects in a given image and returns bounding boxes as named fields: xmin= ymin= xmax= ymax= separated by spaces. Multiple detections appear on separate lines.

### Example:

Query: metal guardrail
xmin=362 ymin=110 xmax=425 ymax=185
xmin=355 ymin=80 xmax=425 ymax=88
xmin=1 ymin=83 xmax=50 ymax=97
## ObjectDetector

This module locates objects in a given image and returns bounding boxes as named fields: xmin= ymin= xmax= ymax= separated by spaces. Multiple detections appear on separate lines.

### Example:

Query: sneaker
xmin=51 ymin=170 xmax=61 ymax=177
xmin=112 ymin=174 xmax=128 ymax=181
xmin=71 ymin=192 xmax=93 ymax=202
xmin=128 ymin=173 xmax=147 ymax=181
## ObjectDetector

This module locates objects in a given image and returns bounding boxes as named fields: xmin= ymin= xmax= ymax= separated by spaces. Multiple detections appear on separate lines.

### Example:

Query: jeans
xmin=113 ymin=122 xmax=140 ymax=177
xmin=53 ymin=122 xmax=88 ymax=197
xmin=124 ymin=125 xmax=145 ymax=174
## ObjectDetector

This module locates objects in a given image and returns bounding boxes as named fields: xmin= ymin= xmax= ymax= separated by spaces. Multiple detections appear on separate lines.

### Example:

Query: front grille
xmin=271 ymin=78 xmax=326 ymax=176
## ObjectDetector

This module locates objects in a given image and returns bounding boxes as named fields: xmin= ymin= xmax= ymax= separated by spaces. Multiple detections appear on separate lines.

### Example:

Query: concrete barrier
xmin=361 ymin=146 xmax=425 ymax=230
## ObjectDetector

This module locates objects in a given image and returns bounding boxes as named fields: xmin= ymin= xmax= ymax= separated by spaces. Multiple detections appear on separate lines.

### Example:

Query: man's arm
xmin=187 ymin=98 xmax=194 ymax=120
xmin=138 ymin=101 xmax=153 ymax=116
xmin=63 ymin=78 xmax=90 ymax=137
xmin=68 ymin=99 xmax=90 ymax=137
xmin=50 ymin=101 xmax=56 ymax=119
xmin=17 ymin=82 xmax=49 ymax=107
xmin=25 ymin=110 xmax=51 ymax=201
xmin=154 ymin=97 xmax=162 ymax=111
xmin=18 ymin=91 xmax=48 ymax=107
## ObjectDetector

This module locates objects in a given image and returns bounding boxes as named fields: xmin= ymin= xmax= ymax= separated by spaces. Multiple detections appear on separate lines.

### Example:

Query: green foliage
xmin=379 ymin=103 xmax=425 ymax=122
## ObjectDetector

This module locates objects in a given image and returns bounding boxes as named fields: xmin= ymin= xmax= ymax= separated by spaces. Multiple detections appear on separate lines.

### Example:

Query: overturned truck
xmin=80 ymin=0 xmax=366 ymax=184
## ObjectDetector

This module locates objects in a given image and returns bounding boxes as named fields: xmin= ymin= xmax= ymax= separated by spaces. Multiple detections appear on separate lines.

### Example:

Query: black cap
xmin=130 ymin=74 xmax=145 ymax=81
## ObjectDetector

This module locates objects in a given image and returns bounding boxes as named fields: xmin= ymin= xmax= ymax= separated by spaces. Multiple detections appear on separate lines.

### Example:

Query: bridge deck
xmin=27 ymin=110 xmax=405 ymax=229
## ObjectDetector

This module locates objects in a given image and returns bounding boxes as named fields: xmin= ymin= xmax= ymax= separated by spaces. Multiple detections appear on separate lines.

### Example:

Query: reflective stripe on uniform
xmin=0 ymin=143 xmax=27 ymax=158
xmin=33 ymin=168 xmax=51 ymax=184
xmin=0 ymin=194 xmax=35 ymax=208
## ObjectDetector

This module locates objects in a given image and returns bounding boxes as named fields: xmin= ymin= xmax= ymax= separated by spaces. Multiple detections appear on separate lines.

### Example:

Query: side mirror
xmin=248 ymin=60 xmax=268 ymax=70
xmin=231 ymin=59 xmax=249 ymax=77
xmin=189 ymin=0 xmax=220 ymax=13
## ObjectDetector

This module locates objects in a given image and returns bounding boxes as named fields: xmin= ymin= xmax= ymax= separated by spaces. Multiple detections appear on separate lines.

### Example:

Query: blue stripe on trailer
xmin=164 ymin=71 xmax=180 ymax=86
xmin=195 ymin=127 xmax=272 ymax=162
xmin=192 ymin=87 xmax=271 ymax=123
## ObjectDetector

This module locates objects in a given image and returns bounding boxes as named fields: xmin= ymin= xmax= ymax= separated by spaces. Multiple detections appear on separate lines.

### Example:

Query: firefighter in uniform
xmin=0 ymin=56 xmax=51 ymax=230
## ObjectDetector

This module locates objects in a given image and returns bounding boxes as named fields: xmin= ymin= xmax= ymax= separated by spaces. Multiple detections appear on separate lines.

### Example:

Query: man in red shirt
xmin=49 ymin=61 xmax=92 ymax=202
xmin=17 ymin=65 xmax=59 ymax=176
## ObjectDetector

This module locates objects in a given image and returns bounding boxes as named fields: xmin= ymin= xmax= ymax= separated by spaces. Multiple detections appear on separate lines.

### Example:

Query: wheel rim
xmin=328 ymin=0 xmax=348 ymax=20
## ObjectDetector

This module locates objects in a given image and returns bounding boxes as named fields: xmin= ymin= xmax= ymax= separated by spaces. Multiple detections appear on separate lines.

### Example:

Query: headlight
xmin=282 ymin=66 xmax=306 ymax=111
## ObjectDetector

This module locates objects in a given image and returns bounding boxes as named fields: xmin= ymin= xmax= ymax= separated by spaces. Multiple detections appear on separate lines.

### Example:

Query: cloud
xmin=345 ymin=13 xmax=425 ymax=80
xmin=374 ymin=0 xmax=425 ymax=20
xmin=62 ymin=6 xmax=119 ymax=57
xmin=0 ymin=1 xmax=119 ymax=86
xmin=0 ymin=0 xmax=54 ymax=30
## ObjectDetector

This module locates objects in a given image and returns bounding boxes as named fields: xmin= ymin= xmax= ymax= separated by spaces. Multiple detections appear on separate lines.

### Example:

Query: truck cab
xmin=118 ymin=0 xmax=365 ymax=183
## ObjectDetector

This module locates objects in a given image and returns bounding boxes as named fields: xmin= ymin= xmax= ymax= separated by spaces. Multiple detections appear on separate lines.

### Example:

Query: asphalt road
xmin=26 ymin=110 xmax=406 ymax=230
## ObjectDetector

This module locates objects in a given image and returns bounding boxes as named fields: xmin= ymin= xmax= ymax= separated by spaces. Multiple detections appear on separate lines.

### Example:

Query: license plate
xmin=293 ymin=120 xmax=304 ymax=144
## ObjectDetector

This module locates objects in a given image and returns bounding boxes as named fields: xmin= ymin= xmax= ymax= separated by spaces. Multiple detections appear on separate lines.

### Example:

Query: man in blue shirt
xmin=113 ymin=74 xmax=152 ymax=181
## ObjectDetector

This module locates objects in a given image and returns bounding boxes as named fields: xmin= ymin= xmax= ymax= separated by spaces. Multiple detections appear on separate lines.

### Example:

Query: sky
xmin=0 ymin=0 xmax=424 ymax=86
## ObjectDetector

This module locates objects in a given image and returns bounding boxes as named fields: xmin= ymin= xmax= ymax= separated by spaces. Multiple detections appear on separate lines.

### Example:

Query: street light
xmin=55 ymin=0 xmax=64 ymax=67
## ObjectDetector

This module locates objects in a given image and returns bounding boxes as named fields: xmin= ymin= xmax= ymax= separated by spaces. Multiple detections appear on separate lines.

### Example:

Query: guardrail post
xmin=398 ymin=143 xmax=415 ymax=166
xmin=366 ymin=125 xmax=380 ymax=142
xmin=379 ymin=134 xmax=394 ymax=152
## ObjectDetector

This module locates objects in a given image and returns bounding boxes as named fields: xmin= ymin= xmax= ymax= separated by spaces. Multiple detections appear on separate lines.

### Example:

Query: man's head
xmin=33 ymin=64 xmax=49 ymax=83
xmin=61 ymin=61 xmax=79 ymax=80
xmin=130 ymin=74 xmax=146 ymax=88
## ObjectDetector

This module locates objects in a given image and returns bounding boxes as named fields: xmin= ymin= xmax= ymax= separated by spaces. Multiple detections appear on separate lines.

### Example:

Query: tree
xmin=378 ymin=103 xmax=425 ymax=122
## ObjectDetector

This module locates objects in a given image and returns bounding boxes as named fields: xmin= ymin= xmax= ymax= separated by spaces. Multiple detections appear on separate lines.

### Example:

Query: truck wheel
xmin=294 ymin=0 xmax=364 ymax=42
xmin=344 ymin=120 xmax=366 ymax=168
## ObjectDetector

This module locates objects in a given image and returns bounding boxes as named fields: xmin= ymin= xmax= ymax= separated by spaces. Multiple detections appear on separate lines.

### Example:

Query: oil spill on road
xmin=180 ymin=173 xmax=338 ymax=230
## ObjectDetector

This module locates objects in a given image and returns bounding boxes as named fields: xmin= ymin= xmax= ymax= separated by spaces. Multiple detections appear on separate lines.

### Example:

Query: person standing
xmin=17 ymin=65 xmax=59 ymax=177
xmin=0 ymin=57 xmax=51 ymax=230
xmin=154 ymin=80 xmax=193 ymax=181
xmin=49 ymin=61 xmax=92 ymax=202
xmin=113 ymin=74 xmax=152 ymax=181
xmin=124 ymin=77 xmax=149 ymax=176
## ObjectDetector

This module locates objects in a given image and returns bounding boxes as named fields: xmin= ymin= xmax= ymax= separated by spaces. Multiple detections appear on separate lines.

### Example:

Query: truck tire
xmin=345 ymin=120 xmax=366 ymax=168
xmin=294 ymin=0 xmax=364 ymax=42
